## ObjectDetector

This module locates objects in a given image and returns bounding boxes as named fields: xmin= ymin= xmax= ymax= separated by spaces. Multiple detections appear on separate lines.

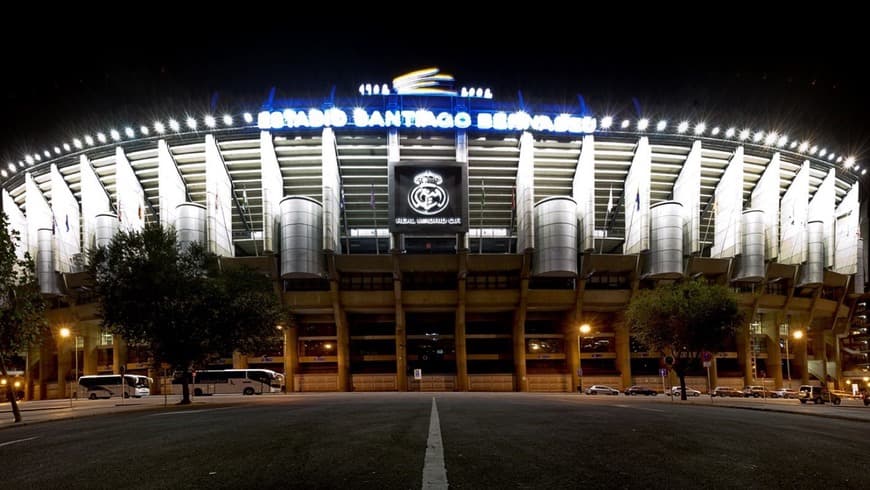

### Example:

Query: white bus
xmin=77 ymin=374 xmax=153 ymax=399
xmin=178 ymin=369 xmax=284 ymax=396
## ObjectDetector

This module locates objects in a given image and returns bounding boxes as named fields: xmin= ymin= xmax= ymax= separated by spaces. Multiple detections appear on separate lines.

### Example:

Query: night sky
xmin=2 ymin=22 xmax=868 ymax=169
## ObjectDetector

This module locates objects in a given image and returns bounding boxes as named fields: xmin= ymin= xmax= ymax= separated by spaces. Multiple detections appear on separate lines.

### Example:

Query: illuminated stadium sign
xmin=389 ymin=161 xmax=468 ymax=233
xmin=258 ymin=108 xmax=597 ymax=134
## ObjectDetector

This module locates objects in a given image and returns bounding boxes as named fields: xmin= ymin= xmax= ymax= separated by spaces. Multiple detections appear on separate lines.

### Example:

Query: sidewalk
xmin=0 ymin=395 xmax=210 ymax=429
xmin=666 ymin=394 xmax=870 ymax=423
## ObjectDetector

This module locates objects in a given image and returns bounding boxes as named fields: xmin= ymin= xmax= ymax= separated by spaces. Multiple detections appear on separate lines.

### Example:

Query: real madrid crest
xmin=408 ymin=170 xmax=449 ymax=215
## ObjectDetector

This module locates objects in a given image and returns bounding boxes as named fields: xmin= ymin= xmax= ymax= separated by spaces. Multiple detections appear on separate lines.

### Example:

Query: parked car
xmin=798 ymin=385 xmax=841 ymax=405
xmin=670 ymin=386 xmax=701 ymax=397
xmin=585 ymin=385 xmax=620 ymax=395
xmin=742 ymin=385 xmax=770 ymax=398
xmin=770 ymin=388 xmax=798 ymax=399
xmin=712 ymin=386 xmax=742 ymax=397
xmin=624 ymin=385 xmax=657 ymax=396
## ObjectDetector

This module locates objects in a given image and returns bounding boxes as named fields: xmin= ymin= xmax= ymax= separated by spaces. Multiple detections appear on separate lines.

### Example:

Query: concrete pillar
xmin=82 ymin=328 xmax=99 ymax=375
xmin=38 ymin=340 xmax=51 ymax=400
xmin=513 ymin=252 xmax=532 ymax=392
xmin=232 ymin=351 xmax=249 ymax=369
xmin=709 ymin=357 xmax=719 ymax=388
xmin=567 ymin=327 xmax=580 ymax=392
xmin=764 ymin=320 xmax=783 ymax=389
xmin=812 ymin=324 xmax=828 ymax=385
xmin=112 ymin=335 xmax=128 ymax=374
xmin=795 ymin=326 xmax=809 ymax=385
xmin=283 ymin=324 xmax=299 ymax=392
xmin=336 ymin=310 xmax=350 ymax=391
xmin=455 ymin=252 xmax=468 ymax=391
xmin=736 ymin=323 xmax=752 ymax=385
xmin=394 ymin=264 xmax=407 ymax=392
xmin=329 ymin=279 xmax=351 ymax=392
xmin=56 ymin=334 xmax=71 ymax=400
xmin=614 ymin=321 xmax=631 ymax=389
xmin=512 ymin=306 xmax=528 ymax=392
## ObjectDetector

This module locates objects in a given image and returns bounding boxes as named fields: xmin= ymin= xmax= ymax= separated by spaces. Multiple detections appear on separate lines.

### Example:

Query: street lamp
xmin=59 ymin=327 xmax=79 ymax=408
xmin=792 ymin=329 xmax=804 ymax=385
xmin=578 ymin=323 xmax=591 ymax=393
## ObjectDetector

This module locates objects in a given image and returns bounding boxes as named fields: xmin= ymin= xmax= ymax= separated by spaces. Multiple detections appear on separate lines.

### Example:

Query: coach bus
xmin=175 ymin=369 xmax=285 ymax=396
xmin=77 ymin=374 xmax=153 ymax=399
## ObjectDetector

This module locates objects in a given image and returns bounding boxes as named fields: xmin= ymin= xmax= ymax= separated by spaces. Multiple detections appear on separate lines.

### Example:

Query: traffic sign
xmin=659 ymin=368 xmax=668 ymax=377
xmin=702 ymin=351 xmax=713 ymax=362
xmin=413 ymin=369 xmax=422 ymax=380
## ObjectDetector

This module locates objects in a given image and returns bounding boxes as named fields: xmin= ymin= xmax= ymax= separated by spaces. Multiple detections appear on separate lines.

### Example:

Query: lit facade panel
xmin=158 ymin=140 xmax=187 ymax=229
xmin=25 ymin=172 xmax=52 ymax=261
xmin=780 ymin=161 xmax=810 ymax=265
xmin=260 ymin=131 xmax=282 ymax=253
xmin=572 ymin=135 xmax=594 ymax=251
xmin=808 ymin=168 xmax=836 ymax=267
xmin=750 ymin=153 xmax=780 ymax=260
xmin=50 ymin=163 xmax=81 ymax=273
xmin=3 ymin=188 xmax=28 ymax=262
xmin=711 ymin=147 xmax=743 ymax=259
xmin=204 ymin=135 xmax=234 ymax=257
xmin=115 ymin=147 xmax=146 ymax=233
xmin=834 ymin=183 xmax=859 ymax=275
xmin=673 ymin=141 xmax=701 ymax=255
xmin=623 ymin=137 xmax=650 ymax=254
xmin=516 ymin=132 xmax=535 ymax=252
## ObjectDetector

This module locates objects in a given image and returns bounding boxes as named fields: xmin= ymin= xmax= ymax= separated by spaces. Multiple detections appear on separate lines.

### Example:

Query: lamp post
xmin=59 ymin=327 xmax=78 ymax=408
xmin=792 ymin=329 xmax=804 ymax=384
xmin=578 ymin=324 xmax=591 ymax=393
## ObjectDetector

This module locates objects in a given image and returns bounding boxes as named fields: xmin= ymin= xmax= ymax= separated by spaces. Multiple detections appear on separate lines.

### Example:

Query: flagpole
xmin=479 ymin=179 xmax=485 ymax=254
xmin=507 ymin=186 xmax=515 ymax=254
xmin=600 ymin=184 xmax=612 ymax=254
xmin=371 ymin=184 xmax=379 ymax=255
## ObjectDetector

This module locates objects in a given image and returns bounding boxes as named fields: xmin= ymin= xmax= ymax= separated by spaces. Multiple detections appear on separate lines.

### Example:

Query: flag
xmin=65 ymin=214 xmax=69 ymax=233
xmin=607 ymin=185 xmax=613 ymax=213
xmin=635 ymin=190 xmax=640 ymax=211
xmin=481 ymin=180 xmax=486 ymax=207
xmin=340 ymin=188 xmax=345 ymax=209
xmin=370 ymin=184 xmax=376 ymax=209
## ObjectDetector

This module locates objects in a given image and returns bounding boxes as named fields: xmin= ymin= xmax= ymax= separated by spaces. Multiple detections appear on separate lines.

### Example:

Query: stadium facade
xmin=2 ymin=68 xmax=869 ymax=399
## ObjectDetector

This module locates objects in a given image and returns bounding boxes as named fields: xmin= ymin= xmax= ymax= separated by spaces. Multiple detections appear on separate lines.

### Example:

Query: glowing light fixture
xmin=656 ymin=120 xmax=667 ymax=131
xmin=204 ymin=115 xmax=216 ymax=128
xmin=110 ymin=129 xmax=121 ymax=141
xmin=223 ymin=114 xmax=233 ymax=126
xmin=185 ymin=117 xmax=197 ymax=130
xmin=677 ymin=121 xmax=689 ymax=133
xmin=694 ymin=122 xmax=706 ymax=135
xmin=725 ymin=128 xmax=736 ymax=138
xmin=243 ymin=113 xmax=253 ymax=123
xmin=637 ymin=118 xmax=649 ymax=131
xmin=600 ymin=116 xmax=613 ymax=129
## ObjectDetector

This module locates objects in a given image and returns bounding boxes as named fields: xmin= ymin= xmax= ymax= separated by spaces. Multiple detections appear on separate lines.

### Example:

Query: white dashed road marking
xmin=613 ymin=404 xmax=665 ymax=413
xmin=0 ymin=436 xmax=38 ymax=448
xmin=422 ymin=397 xmax=448 ymax=489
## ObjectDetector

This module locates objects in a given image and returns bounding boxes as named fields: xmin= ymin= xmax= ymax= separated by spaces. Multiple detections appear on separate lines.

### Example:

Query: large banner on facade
xmin=389 ymin=161 xmax=468 ymax=233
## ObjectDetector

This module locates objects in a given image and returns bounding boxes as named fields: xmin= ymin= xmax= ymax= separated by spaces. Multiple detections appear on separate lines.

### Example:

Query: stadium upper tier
xmin=0 ymin=79 xmax=863 ymax=285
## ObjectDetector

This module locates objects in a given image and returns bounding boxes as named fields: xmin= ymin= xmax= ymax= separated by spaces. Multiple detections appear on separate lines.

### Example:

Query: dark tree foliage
xmin=0 ymin=212 xmax=47 ymax=422
xmin=625 ymin=280 xmax=743 ymax=400
xmin=90 ymin=222 xmax=281 ymax=404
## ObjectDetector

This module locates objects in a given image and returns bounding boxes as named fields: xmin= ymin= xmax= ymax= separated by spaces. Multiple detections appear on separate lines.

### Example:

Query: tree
xmin=0 ymin=212 xmax=47 ymax=422
xmin=625 ymin=279 xmax=743 ymax=400
xmin=90 ymin=222 xmax=282 ymax=404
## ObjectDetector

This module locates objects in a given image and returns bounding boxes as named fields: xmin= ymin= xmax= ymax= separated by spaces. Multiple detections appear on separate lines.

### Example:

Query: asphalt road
xmin=2 ymin=393 xmax=869 ymax=489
